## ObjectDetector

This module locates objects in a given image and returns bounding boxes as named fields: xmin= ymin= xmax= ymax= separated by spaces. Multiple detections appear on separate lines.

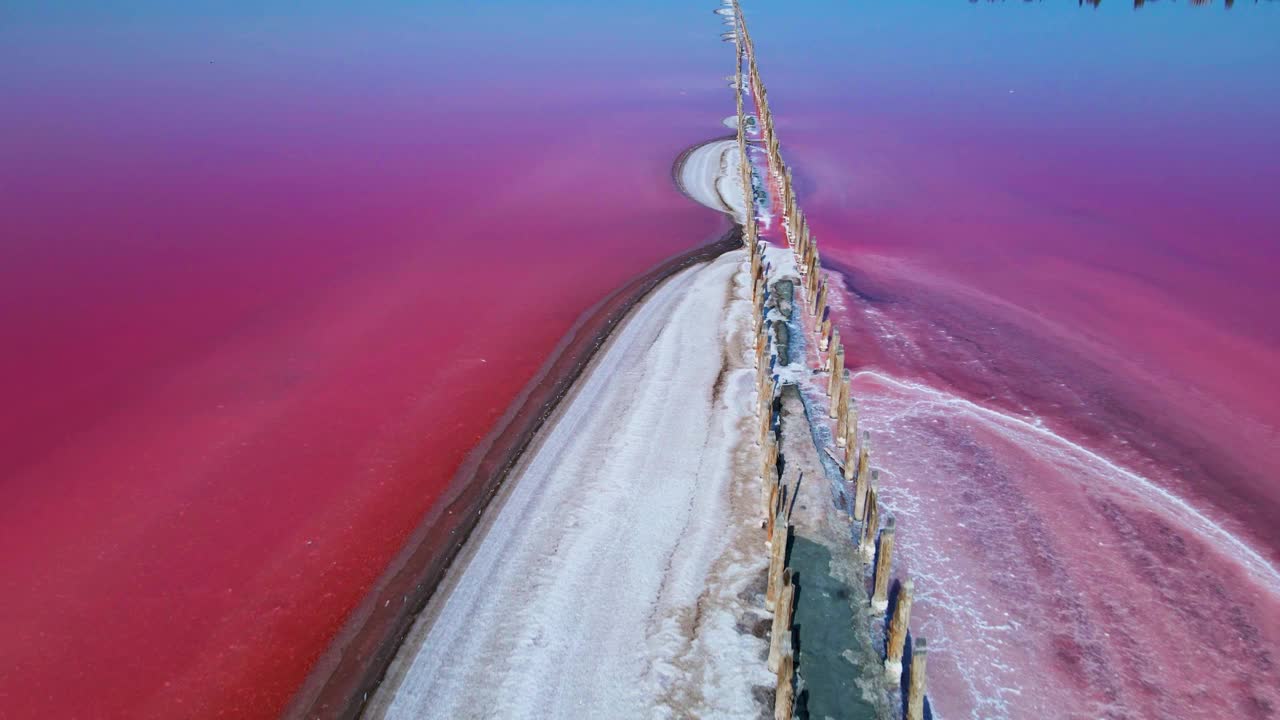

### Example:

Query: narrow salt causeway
xmin=366 ymin=251 xmax=775 ymax=718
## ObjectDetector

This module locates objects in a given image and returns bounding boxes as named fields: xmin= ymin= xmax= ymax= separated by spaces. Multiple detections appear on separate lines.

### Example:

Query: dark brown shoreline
xmin=284 ymin=223 xmax=742 ymax=720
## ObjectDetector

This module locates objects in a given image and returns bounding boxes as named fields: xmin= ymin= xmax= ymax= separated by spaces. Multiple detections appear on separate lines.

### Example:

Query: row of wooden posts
xmin=730 ymin=2 xmax=928 ymax=719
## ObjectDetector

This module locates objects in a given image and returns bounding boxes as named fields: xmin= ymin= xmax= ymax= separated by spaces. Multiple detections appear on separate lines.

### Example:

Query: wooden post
xmin=759 ymin=371 xmax=773 ymax=410
xmin=768 ymin=569 xmax=794 ymax=673
xmin=766 ymin=519 xmax=789 ymax=610
xmin=859 ymin=487 xmax=879 ymax=561
xmin=872 ymin=517 xmax=896 ymax=611
xmin=857 ymin=434 xmax=871 ymax=483
xmin=845 ymin=400 xmax=859 ymax=453
xmin=827 ymin=344 xmax=844 ymax=403
xmin=830 ymin=366 xmax=845 ymax=422
xmin=765 ymin=482 xmax=779 ymax=543
xmin=885 ymin=578 xmax=914 ymax=682
xmin=774 ymin=652 xmax=795 ymax=720
xmin=762 ymin=434 xmax=777 ymax=496
xmin=907 ymin=638 xmax=928 ymax=720
xmin=836 ymin=377 xmax=850 ymax=447
xmin=853 ymin=454 xmax=870 ymax=521
xmin=813 ymin=276 xmax=827 ymax=319
xmin=766 ymin=507 xmax=780 ymax=592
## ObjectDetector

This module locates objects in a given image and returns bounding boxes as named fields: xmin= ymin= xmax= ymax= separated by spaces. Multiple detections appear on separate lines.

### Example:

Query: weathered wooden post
xmin=853 ymin=460 xmax=871 ymax=521
xmin=762 ymin=434 xmax=777 ymax=498
xmin=766 ymin=517 xmax=789 ymax=609
xmin=857 ymin=434 xmax=871 ymax=483
xmin=871 ymin=516 xmax=896 ymax=611
xmin=836 ymin=377 xmax=851 ymax=446
xmin=907 ymin=638 xmax=928 ymax=720
xmin=829 ymin=365 xmax=845 ymax=421
xmin=819 ymin=307 xmax=831 ymax=352
xmin=775 ymin=652 xmax=795 ymax=720
xmin=827 ymin=344 xmax=844 ymax=402
xmin=813 ymin=276 xmax=828 ymax=319
xmin=885 ymin=578 xmax=914 ymax=682
xmin=845 ymin=400 xmax=859 ymax=453
xmin=768 ymin=569 xmax=795 ymax=672
xmin=765 ymin=482 xmax=779 ymax=542
xmin=859 ymin=486 xmax=879 ymax=561
xmin=825 ymin=329 xmax=840 ymax=375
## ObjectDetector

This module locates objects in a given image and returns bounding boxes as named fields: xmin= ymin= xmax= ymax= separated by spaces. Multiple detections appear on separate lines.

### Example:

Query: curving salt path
xmin=678 ymin=138 xmax=748 ymax=223
xmin=366 ymin=251 xmax=775 ymax=719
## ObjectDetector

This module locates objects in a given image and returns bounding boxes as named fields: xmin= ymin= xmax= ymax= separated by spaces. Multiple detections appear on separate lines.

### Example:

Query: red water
xmin=742 ymin=2 xmax=1280 ymax=717
xmin=0 ymin=4 xmax=735 ymax=717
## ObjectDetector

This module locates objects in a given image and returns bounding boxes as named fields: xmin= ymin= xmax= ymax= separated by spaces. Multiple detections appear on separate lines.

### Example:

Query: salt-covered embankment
xmin=366 ymin=250 xmax=774 ymax=719
xmin=287 ymin=232 xmax=742 ymax=719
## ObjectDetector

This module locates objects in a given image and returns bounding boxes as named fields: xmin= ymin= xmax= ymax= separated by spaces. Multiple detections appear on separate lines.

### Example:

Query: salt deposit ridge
xmin=368 ymin=251 xmax=770 ymax=719
xmin=363 ymin=127 xmax=777 ymax=717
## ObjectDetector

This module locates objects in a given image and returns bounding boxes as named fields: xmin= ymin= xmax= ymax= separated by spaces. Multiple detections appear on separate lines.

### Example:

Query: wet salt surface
xmin=832 ymin=267 xmax=1280 ymax=720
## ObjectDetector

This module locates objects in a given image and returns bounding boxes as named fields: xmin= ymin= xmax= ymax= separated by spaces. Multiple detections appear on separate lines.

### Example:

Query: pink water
xmin=746 ymin=1 xmax=1280 ymax=717
xmin=0 ymin=3 xmax=735 ymax=717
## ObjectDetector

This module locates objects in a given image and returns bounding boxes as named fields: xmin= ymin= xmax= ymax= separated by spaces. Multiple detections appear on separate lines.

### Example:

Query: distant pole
xmin=885 ymin=578 xmax=914 ymax=682
xmin=907 ymin=638 xmax=928 ymax=720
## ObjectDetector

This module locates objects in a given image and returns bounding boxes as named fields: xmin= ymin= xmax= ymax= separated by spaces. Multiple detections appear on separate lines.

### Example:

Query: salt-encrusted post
xmin=845 ymin=400 xmax=860 ymax=453
xmin=762 ymin=434 xmax=778 ymax=511
xmin=766 ymin=517 xmax=790 ymax=610
xmin=768 ymin=569 xmax=795 ymax=672
xmin=775 ymin=652 xmax=795 ymax=720
xmin=885 ymin=578 xmax=914 ymax=682
xmin=871 ymin=516 xmax=897 ymax=611
xmin=907 ymin=638 xmax=928 ymax=720
xmin=819 ymin=308 xmax=831 ymax=352
xmin=827 ymin=344 xmax=844 ymax=402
